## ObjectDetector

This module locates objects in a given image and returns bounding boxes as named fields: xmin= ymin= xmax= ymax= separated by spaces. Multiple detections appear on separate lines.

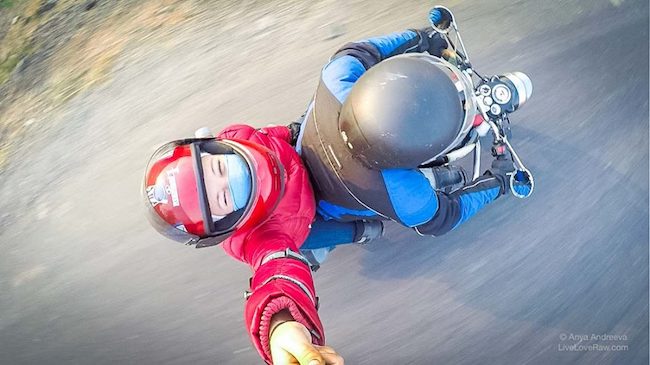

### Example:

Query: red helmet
xmin=143 ymin=137 xmax=285 ymax=247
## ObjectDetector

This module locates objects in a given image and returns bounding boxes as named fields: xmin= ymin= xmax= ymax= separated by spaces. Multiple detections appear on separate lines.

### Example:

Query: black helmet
xmin=339 ymin=53 xmax=477 ymax=169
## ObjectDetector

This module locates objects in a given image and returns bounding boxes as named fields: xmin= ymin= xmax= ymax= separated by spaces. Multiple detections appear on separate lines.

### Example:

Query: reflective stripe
xmin=414 ymin=226 xmax=435 ymax=237
xmin=261 ymin=248 xmax=311 ymax=267
xmin=461 ymin=176 xmax=497 ymax=191
xmin=261 ymin=275 xmax=316 ymax=306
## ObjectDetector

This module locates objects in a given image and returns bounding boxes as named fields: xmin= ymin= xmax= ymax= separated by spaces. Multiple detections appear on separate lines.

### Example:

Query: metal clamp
xmin=261 ymin=248 xmax=311 ymax=267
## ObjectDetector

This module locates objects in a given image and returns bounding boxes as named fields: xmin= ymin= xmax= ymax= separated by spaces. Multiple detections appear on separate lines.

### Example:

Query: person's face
xmin=201 ymin=155 xmax=235 ymax=216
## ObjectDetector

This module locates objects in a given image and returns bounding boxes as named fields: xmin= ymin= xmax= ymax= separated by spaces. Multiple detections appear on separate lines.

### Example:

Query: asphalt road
xmin=0 ymin=0 xmax=648 ymax=364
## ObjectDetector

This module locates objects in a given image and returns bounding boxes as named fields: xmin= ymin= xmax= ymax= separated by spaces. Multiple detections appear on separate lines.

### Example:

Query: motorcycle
xmin=195 ymin=6 xmax=534 ymax=199
xmin=424 ymin=5 xmax=534 ymax=198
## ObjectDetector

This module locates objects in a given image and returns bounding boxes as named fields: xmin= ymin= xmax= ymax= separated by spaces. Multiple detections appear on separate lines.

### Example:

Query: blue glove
xmin=429 ymin=8 xmax=442 ymax=25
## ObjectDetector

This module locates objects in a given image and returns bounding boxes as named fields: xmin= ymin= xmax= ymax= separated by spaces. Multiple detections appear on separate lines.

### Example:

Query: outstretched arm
xmin=242 ymin=220 xmax=327 ymax=364
xmin=217 ymin=125 xmax=334 ymax=363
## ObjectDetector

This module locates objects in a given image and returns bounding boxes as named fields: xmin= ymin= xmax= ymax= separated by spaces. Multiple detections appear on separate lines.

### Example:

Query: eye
xmin=218 ymin=159 xmax=223 ymax=176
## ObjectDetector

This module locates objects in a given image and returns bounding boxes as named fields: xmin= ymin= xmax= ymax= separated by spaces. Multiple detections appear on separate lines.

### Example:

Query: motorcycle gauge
xmin=490 ymin=104 xmax=502 ymax=115
xmin=492 ymin=84 xmax=512 ymax=104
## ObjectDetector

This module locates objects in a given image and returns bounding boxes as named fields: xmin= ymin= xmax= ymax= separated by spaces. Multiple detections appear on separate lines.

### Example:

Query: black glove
xmin=425 ymin=30 xmax=450 ymax=58
xmin=491 ymin=155 xmax=516 ymax=175
xmin=411 ymin=27 xmax=449 ymax=58
xmin=483 ymin=156 xmax=515 ymax=196
xmin=489 ymin=156 xmax=533 ymax=197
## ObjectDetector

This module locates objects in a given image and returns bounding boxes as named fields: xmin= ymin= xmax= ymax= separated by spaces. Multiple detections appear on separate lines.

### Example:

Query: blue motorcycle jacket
xmin=299 ymin=28 xmax=509 ymax=236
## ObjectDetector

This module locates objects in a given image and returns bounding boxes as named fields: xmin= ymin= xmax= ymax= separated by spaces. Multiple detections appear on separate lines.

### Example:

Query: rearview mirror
xmin=430 ymin=6 xmax=454 ymax=34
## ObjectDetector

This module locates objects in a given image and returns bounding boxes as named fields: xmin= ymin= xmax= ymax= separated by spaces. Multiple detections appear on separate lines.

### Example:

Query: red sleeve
xmin=258 ymin=125 xmax=292 ymax=143
xmin=245 ymin=254 xmax=324 ymax=363
xmin=241 ymin=222 xmax=324 ymax=364
xmin=218 ymin=124 xmax=292 ymax=144
xmin=217 ymin=124 xmax=257 ymax=140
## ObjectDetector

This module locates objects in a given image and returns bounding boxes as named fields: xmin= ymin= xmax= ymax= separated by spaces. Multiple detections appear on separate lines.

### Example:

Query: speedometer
xmin=492 ymin=84 xmax=512 ymax=104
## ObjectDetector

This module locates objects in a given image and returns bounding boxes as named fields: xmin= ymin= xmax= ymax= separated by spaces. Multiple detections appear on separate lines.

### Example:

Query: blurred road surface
xmin=0 ymin=0 xmax=647 ymax=364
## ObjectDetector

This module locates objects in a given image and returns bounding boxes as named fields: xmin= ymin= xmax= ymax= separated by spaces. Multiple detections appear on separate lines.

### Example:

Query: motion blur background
xmin=0 ymin=0 xmax=648 ymax=364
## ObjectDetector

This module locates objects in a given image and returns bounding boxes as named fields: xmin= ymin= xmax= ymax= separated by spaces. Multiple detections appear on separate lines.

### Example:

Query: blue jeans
xmin=301 ymin=215 xmax=358 ymax=250
xmin=300 ymin=215 xmax=359 ymax=268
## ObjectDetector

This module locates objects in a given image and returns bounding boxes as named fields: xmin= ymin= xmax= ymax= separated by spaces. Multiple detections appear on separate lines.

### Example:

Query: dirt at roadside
xmin=0 ymin=0 xmax=203 ymax=167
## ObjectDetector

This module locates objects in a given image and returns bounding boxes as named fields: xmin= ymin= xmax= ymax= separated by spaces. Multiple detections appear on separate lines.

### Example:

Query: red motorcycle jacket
xmin=217 ymin=124 xmax=324 ymax=364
